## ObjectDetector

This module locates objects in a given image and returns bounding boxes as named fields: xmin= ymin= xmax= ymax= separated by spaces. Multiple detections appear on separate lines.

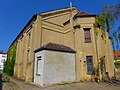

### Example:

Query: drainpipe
xmin=32 ymin=53 xmax=35 ymax=82
xmin=75 ymin=52 xmax=78 ymax=81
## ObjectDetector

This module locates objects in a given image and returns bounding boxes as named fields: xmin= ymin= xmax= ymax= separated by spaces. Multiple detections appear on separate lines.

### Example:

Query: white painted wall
xmin=43 ymin=50 xmax=76 ymax=85
xmin=34 ymin=51 xmax=44 ymax=86
xmin=34 ymin=50 xmax=76 ymax=86
xmin=0 ymin=54 xmax=7 ymax=70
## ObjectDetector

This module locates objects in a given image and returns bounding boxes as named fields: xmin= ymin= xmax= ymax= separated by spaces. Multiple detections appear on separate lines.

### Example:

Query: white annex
xmin=34 ymin=43 xmax=76 ymax=86
xmin=0 ymin=51 xmax=7 ymax=70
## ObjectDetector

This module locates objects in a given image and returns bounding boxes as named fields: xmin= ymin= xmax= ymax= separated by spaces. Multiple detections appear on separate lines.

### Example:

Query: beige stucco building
xmin=12 ymin=7 xmax=114 ymax=83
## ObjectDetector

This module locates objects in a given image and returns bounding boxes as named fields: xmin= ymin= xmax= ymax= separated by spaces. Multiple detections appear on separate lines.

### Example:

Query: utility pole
xmin=70 ymin=2 xmax=74 ymax=32
xmin=70 ymin=2 xmax=76 ymax=52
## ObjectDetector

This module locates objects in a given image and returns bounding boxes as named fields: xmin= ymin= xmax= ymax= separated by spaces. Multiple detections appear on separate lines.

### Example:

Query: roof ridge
xmin=37 ymin=6 xmax=77 ymax=15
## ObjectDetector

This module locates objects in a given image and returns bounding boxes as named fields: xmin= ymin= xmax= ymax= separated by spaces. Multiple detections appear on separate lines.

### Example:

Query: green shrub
xmin=3 ymin=45 xmax=16 ymax=76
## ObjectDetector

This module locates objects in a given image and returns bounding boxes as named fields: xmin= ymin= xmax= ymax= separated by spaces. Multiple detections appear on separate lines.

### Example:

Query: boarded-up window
xmin=86 ymin=56 xmax=93 ymax=74
xmin=36 ymin=56 xmax=41 ymax=75
xmin=84 ymin=28 xmax=91 ymax=43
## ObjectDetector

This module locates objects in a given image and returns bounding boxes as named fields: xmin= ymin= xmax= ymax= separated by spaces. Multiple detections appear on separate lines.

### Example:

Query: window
xmin=118 ymin=55 xmax=120 ymax=59
xmin=84 ymin=28 xmax=91 ymax=43
xmin=86 ymin=56 xmax=93 ymax=74
xmin=36 ymin=56 xmax=42 ymax=76
xmin=1 ymin=59 xmax=5 ymax=63
xmin=2 ymin=55 xmax=6 ymax=58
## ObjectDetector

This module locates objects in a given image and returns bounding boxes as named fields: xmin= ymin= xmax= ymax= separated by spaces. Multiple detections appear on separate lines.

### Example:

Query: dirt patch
xmin=2 ymin=73 xmax=120 ymax=90
xmin=2 ymin=77 xmax=120 ymax=90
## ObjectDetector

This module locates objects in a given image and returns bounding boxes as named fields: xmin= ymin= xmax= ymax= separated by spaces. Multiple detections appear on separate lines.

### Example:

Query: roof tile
xmin=34 ymin=42 xmax=76 ymax=53
xmin=74 ymin=11 xmax=96 ymax=18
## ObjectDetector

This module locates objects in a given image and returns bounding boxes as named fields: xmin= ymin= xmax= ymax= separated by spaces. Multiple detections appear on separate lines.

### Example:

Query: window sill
xmin=87 ymin=73 xmax=92 ymax=75
xmin=36 ymin=74 xmax=41 ymax=76
xmin=85 ymin=41 xmax=92 ymax=43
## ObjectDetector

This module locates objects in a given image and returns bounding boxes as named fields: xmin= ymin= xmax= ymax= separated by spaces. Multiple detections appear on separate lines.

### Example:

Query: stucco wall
xmin=42 ymin=9 xmax=78 ymax=26
xmin=72 ymin=18 xmax=98 ymax=80
xmin=34 ymin=50 xmax=76 ymax=85
xmin=14 ymin=7 xmax=114 ymax=82
xmin=41 ymin=28 xmax=64 ymax=46
xmin=96 ymin=30 xmax=115 ymax=79
xmin=43 ymin=50 xmax=76 ymax=85
xmin=34 ymin=51 xmax=44 ymax=86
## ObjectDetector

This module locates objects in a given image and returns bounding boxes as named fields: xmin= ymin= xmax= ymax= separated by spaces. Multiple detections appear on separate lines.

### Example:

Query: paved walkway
xmin=2 ymin=76 xmax=120 ymax=90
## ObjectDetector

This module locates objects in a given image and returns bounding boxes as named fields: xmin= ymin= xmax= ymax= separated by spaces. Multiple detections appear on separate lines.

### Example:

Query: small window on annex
xmin=84 ymin=28 xmax=91 ymax=43
xmin=86 ymin=56 xmax=93 ymax=74
xmin=36 ymin=56 xmax=42 ymax=75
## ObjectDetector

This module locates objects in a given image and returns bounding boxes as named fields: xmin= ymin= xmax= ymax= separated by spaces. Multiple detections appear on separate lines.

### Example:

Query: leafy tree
xmin=94 ymin=2 xmax=120 ymax=79
xmin=109 ymin=2 xmax=120 ymax=19
xmin=110 ymin=26 xmax=120 ymax=50
xmin=94 ymin=3 xmax=120 ymax=49
xmin=94 ymin=5 xmax=115 ymax=37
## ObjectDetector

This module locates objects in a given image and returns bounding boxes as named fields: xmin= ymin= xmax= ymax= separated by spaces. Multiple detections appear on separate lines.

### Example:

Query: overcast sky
xmin=0 ymin=0 xmax=118 ymax=52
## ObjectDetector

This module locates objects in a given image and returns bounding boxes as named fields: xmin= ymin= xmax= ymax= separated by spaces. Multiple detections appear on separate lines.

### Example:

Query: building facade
xmin=113 ymin=50 xmax=120 ymax=63
xmin=11 ymin=7 xmax=114 ymax=83
xmin=0 ymin=50 xmax=7 ymax=71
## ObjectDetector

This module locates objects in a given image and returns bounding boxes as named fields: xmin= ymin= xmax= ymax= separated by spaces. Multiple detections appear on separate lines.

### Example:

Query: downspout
xmin=32 ymin=52 xmax=35 ymax=82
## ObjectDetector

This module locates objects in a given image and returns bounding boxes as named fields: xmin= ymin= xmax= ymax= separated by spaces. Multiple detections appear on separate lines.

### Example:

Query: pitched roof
xmin=63 ymin=11 xmax=96 ymax=25
xmin=0 ymin=50 xmax=7 ymax=54
xmin=34 ymin=42 xmax=76 ymax=53
xmin=74 ymin=11 xmax=96 ymax=19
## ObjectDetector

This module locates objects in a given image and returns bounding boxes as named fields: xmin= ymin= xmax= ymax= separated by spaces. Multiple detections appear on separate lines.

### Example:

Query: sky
xmin=0 ymin=0 xmax=119 ymax=52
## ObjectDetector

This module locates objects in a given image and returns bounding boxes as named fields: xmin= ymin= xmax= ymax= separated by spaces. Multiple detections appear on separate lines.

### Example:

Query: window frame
xmin=84 ymin=28 xmax=91 ymax=43
xmin=86 ymin=56 xmax=93 ymax=74
xmin=36 ymin=56 xmax=42 ymax=76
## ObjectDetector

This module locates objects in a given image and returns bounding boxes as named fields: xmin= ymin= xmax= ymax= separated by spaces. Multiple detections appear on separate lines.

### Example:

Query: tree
xmin=94 ymin=3 xmax=120 ymax=49
xmin=94 ymin=3 xmax=120 ymax=80
xmin=94 ymin=5 xmax=115 ymax=37
xmin=109 ymin=25 xmax=120 ymax=50
xmin=109 ymin=3 xmax=120 ymax=20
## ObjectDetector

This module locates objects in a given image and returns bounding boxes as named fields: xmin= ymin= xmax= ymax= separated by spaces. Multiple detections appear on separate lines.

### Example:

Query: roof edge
xmin=39 ymin=6 xmax=78 ymax=18
xmin=39 ymin=6 xmax=78 ymax=15
xmin=9 ymin=14 xmax=37 ymax=47
xmin=34 ymin=42 xmax=76 ymax=53
xmin=74 ymin=14 xmax=96 ymax=19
